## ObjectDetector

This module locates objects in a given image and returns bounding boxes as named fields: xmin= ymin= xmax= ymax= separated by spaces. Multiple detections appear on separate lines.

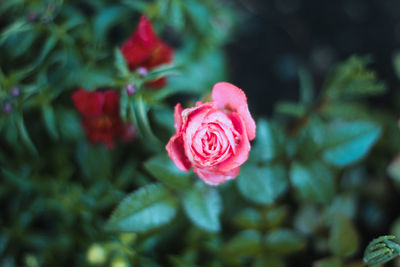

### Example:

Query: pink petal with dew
xmin=216 ymin=112 xmax=251 ymax=172
xmin=194 ymin=166 xmax=240 ymax=185
xmin=211 ymin=82 xmax=256 ymax=140
xmin=166 ymin=134 xmax=191 ymax=171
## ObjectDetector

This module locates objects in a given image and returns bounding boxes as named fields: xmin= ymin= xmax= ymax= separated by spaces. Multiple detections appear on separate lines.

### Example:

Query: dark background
xmin=227 ymin=0 xmax=400 ymax=116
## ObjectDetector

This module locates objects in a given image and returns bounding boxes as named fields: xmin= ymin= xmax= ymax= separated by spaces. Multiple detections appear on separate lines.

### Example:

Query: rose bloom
xmin=121 ymin=15 xmax=173 ymax=88
xmin=166 ymin=82 xmax=256 ymax=185
xmin=72 ymin=89 xmax=136 ymax=148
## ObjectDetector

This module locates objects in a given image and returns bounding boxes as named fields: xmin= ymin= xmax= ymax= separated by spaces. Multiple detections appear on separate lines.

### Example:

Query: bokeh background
xmin=227 ymin=0 xmax=400 ymax=115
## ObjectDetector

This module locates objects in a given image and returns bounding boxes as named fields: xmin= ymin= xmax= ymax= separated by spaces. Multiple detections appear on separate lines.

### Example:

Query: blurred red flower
xmin=72 ymin=89 xmax=136 ymax=148
xmin=121 ymin=15 xmax=173 ymax=88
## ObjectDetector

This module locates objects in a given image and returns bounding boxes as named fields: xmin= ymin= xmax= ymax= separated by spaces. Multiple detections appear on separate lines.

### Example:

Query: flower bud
xmin=137 ymin=67 xmax=148 ymax=77
xmin=3 ymin=103 xmax=12 ymax=114
xmin=28 ymin=12 xmax=37 ymax=22
xmin=11 ymin=87 xmax=20 ymax=97
xmin=126 ymin=84 xmax=136 ymax=96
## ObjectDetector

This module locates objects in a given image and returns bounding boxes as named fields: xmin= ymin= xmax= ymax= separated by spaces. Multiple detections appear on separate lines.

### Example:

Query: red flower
xmin=121 ymin=15 xmax=173 ymax=88
xmin=72 ymin=89 xmax=136 ymax=148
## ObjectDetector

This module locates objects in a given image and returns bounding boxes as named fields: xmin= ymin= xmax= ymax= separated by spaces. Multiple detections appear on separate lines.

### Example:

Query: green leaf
xmin=275 ymin=101 xmax=307 ymax=118
xmin=264 ymin=206 xmax=288 ymax=229
xmin=144 ymin=154 xmax=191 ymax=189
xmin=290 ymin=161 xmax=335 ymax=204
xmin=0 ymin=20 xmax=32 ymax=44
xmin=251 ymin=119 xmax=284 ymax=162
xmin=237 ymin=163 xmax=288 ymax=205
xmin=252 ymin=256 xmax=284 ymax=267
xmin=169 ymin=0 xmax=185 ymax=30
xmin=313 ymin=257 xmax=342 ymax=267
xmin=94 ymin=7 xmax=127 ymax=42
xmin=321 ymin=121 xmax=381 ymax=167
xmin=143 ymin=64 xmax=180 ymax=84
xmin=42 ymin=104 xmax=59 ymax=140
xmin=222 ymin=230 xmax=262 ymax=256
xmin=114 ymin=48 xmax=129 ymax=78
xmin=182 ymin=182 xmax=222 ymax=232
xmin=320 ymin=102 xmax=369 ymax=120
xmin=106 ymin=183 xmax=178 ymax=232
xmin=17 ymin=115 xmax=38 ymax=155
xmin=294 ymin=205 xmax=322 ymax=235
xmin=234 ymin=208 xmax=262 ymax=229
xmin=168 ymin=49 xmax=226 ymax=93
xmin=264 ymin=229 xmax=306 ymax=255
xmin=324 ymin=56 xmax=386 ymax=99
xmin=133 ymin=95 xmax=162 ymax=147
xmin=328 ymin=213 xmax=359 ymax=258
xmin=76 ymin=143 xmax=111 ymax=179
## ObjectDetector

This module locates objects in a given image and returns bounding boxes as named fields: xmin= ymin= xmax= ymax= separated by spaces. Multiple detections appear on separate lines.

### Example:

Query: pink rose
xmin=166 ymin=82 xmax=256 ymax=185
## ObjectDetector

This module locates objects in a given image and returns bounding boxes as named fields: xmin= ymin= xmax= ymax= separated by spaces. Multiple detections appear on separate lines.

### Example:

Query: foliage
xmin=1 ymin=0 xmax=400 ymax=266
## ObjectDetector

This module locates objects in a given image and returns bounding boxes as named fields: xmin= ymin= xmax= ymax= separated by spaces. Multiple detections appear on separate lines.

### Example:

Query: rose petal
xmin=217 ymin=112 xmax=251 ymax=172
xmin=166 ymin=134 xmax=191 ymax=171
xmin=72 ymin=89 xmax=104 ymax=117
xmin=182 ymin=103 xmax=214 ymax=163
xmin=211 ymin=82 xmax=256 ymax=140
xmin=194 ymin=167 xmax=240 ymax=185
xmin=144 ymin=41 xmax=173 ymax=69
xmin=173 ymin=103 xmax=183 ymax=133
xmin=103 ymin=90 xmax=120 ymax=115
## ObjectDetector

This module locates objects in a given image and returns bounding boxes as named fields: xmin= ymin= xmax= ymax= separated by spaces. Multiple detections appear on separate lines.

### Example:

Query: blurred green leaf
xmin=144 ymin=64 xmax=180 ymax=84
xmin=290 ymin=161 xmax=334 ymax=204
xmin=182 ymin=182 xmax=222 ymax=232
xmin=320 ymin=102 xmax=369 ymax=120
xmin=94 ymin=7 xmax=128 ymax=42
xmin=0 ymin=20 xmax=33 ymax=44
xmin=324 ymin=56 xmax=386 ymax=99
xmin=328 ymin=213 xmax=359 ymax=258
xmin=42 ymin=104 xmax=59 ymax=140
xmin=168 ymin=49 xmax=226 ymax=93
xmin=144 ymin=154 xmax=191 ymax=189
xmin=313 ymin=257 xmax=343 ymax=267
xmin=264 ymin=206 xmax=288 ymax=229
xmin=222 ymin=230 xmax=262 ymax=256
xmin=106 ymin=183 xmax=178 ymax=232
xmin=234 ymin=208 xmax=262 ymax=229
xmin=237 ymin=163 xmax=288 ymax=205
xmin=17 ymin=115 xmax=38 ymax=155
xmin=252 ymin=256 xmax=285 ymax=267
xmin=76 ymin=143 xmax=111 ymax=179
xmin=321 ymin=121 xmax=381 ymax=167
xmin=275 ymin=101 xmax=307 ymax=118
xmin=294 ymin=205 xmax=322 ymax=235
xmin=264 ymin=229 xmax=306 ymax=255
xmin=133 ymin=95 xmax=162 ymax=147
xmin=58 ymin=108 xmax=83 ymax=141
xmin=169 ymin=0 xmax=184 ymax=30
xmin=251 ymin=119 xmax=285 ymax=162
xmin=114 ymin=48 xmax=130 ymax=78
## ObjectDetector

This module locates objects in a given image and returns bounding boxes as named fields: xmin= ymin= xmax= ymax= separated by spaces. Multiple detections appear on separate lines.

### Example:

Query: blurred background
xmin=227 ymin=0 xmax=400 ymax=115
